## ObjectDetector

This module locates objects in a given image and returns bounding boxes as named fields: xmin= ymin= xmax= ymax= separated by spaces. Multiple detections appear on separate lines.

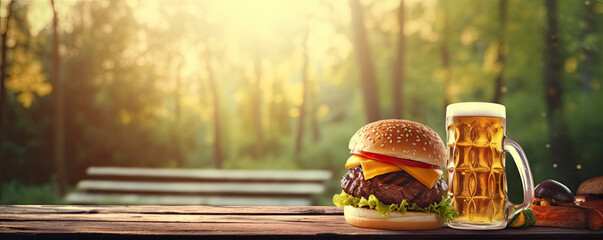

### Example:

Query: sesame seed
xmin=405 ymin=139 xmax=408 ymax=142
xmin=406 ymin=134 xmax=409 ymax=137
xmin=412 ymin=142 xmax=417 ymax=145
xmin=389 ymin=140 xmax=392 ymax=143
xmin=416 ymin=139 xmax=420 ymax=142
xmin=397 ymin=140 xmax=401 ymax=143
xmin=423 ymin=147 xmax=426 ymax=151
xmin=380 ymin=144 xmax=385 ymax=147
xmin=392 ymin=147 xmax=395 ymax=151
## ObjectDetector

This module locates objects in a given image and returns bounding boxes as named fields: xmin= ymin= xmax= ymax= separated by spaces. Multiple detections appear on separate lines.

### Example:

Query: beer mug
xmin=446 ymin=102 xmax=534 ymax=230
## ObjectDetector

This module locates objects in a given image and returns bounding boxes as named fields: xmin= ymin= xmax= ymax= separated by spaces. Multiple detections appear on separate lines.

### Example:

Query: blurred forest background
xmin=1 ymin=0 xmax=602 ymax=205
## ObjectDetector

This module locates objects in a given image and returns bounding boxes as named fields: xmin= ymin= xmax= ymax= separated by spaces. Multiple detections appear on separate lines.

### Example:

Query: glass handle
xmin=503 ymin=137 xmax=534 ymax=220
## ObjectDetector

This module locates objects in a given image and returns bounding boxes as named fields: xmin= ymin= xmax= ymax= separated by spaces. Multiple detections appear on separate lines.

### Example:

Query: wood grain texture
xmin=0 ymin=205 xmax=342 ymax=214
xmin=76 ymin=180 xmax=325 ymax=194
xmin=65 ymin=193 xmax=313 ymax=206
xmin=0 ymin=206 xmax=601 ymax=239
xmin=87 ymin=167 xmax=332 ymax=181
xmin=68 ymin=167 xmax=331 ymax=206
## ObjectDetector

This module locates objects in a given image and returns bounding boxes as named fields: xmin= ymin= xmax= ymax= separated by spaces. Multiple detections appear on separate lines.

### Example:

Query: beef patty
xmin=341 ymin=166 xmax=447 ymax=207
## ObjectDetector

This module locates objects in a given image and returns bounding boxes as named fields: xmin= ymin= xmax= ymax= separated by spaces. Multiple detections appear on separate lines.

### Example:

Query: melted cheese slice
xmin=359 ymin=158 xmax=402 ymax=180
xmin=397 ymin=164 xmax=443 ymax=189
xmin=344 ymin=155 xmax=364 ymax=169
xmin=344 ymin=155 xmax=442 ymax=189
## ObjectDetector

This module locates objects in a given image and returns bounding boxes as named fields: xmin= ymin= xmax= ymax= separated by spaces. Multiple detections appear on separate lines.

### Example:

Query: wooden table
xmin=0 ymin=205 xmax=601 ymax=239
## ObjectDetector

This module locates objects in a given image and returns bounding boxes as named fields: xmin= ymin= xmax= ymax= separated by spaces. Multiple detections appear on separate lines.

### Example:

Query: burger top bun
xmin=348 ymin=119 xmax=447 ymax=168
xmin=577 ymin=176 xmax=603 ymax=195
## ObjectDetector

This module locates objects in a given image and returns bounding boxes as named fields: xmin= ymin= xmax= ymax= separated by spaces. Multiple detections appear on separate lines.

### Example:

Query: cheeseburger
xmin=333 ymin=119 xmax=457 ymax=230
xmin=576 ymin=176 xmax=603 ymax=204
xmin=576 ymin=176 xmax=603 ymax=230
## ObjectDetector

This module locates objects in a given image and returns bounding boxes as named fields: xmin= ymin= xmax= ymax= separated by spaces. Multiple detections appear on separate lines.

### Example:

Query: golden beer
xmin=446 ymin=102 xmax=533 ymax=230
xmin=446 ymin=116 xmax=506 ymax=225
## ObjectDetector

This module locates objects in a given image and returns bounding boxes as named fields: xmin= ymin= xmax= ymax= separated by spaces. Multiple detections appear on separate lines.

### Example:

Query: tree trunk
xmin=174 ymin=59 xmax=181 ymax=126
xmin=492 ymin=0 xmax=508 ymax=103
xmin=251 ymin=49 xmax=264 ymax=154
xmin=203 ymin=42 xmax=222 ymax=169
xmin=51 ymin=0 xmax=68 ymax=195
xmin=441 ymin=44 xmax=451 ymax=109
xmin=310 ymin=97 xmax=320 ymax=141
xmin=579 ymin=1 xmax=596 ymax=93
xmin=349 ymin=0 xmax=380 ymax=123
xmin=543 ymin=0 xmax=579 ymax=190
xmin=440 ymin=1 xmax=452 ymax=111
xmin=173 ymin=58 xmax=183 ymax=167
xmin=294 ymin=30 xmax=309 ymax=165
xmin=0 ymin=0 xmax=16 ymax=199
xmin=270 ymin=80 xmax=289 ymax=136
xmin=391 ymin=0 xmax=405 ymax=119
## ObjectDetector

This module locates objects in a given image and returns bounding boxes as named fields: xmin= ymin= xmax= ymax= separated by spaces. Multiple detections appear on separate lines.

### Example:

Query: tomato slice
xmin=350 ymin=149 xmax=441 ymax=169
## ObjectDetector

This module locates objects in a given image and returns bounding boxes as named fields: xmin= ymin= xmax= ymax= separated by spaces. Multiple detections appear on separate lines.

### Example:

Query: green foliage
xmin=1 ymin=180 xmax=65 ymax=204
xmin=1 ymin=0 xmax=602 ymax=205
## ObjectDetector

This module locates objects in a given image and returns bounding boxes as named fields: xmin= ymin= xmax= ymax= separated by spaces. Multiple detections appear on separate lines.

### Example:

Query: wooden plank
xmin=76 ymin=180 xmax=325 ymax=194
xmin=65 ymin=193 xmax=312 ymax=206
xmin=87 ymin=167 xmax=332 ymax=181
xmin=1 ymin=217 xmax=601 ymax=239
xmin=0 ymin=212 xmax=339 ymax=223
xmin=0 ymin=205 xmax=342 ymax=215
xmin=6 ymin=210 xmax=597 ymax=239
xmin=0 ymin=206 xmax=601 ymax=239
xmin=0 ymin=219 xmax=361 ymax=237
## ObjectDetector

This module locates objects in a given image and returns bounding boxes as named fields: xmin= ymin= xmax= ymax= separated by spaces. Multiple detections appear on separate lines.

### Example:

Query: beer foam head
xmin=446 ymin=102 xmax=506 ymax=118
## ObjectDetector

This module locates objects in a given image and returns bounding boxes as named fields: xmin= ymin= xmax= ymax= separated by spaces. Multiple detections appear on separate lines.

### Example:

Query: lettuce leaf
xmin=332 ymin=191 xmax=459 ymax=222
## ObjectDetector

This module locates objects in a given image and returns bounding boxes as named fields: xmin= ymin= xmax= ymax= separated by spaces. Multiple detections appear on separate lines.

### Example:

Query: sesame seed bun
xmin=344 ymin=206 xmax=444 ymax=230
xmin=577 ymin=176 xmax=603 ymax=195
xmin=348 ymin=119 xmax=447 ymax=168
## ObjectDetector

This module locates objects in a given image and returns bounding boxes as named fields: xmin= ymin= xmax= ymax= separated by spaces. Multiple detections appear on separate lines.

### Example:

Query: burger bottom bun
xmin=343 ymin=206 xmax=444 ymax=230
